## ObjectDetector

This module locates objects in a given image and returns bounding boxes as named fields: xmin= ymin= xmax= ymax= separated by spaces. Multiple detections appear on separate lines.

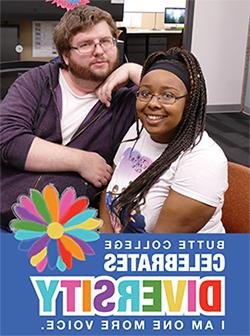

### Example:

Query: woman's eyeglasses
xmin=136 ymin=90 xmax=187 ymax=105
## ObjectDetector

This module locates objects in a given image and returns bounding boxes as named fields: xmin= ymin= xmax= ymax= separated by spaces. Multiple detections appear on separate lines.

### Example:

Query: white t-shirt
xmin=106 ymin=122 xmax=228 ymax=233
xmin=59 ymin=70 xmax=98 ymax=145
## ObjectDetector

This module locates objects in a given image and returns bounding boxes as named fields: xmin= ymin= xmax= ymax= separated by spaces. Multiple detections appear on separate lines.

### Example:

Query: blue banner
xmin=1 ymin=233 xmax=249 ymax=336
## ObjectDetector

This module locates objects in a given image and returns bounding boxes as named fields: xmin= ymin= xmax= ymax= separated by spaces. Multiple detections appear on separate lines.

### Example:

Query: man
xmin=0 ymin=5 xmax=141 ymax=230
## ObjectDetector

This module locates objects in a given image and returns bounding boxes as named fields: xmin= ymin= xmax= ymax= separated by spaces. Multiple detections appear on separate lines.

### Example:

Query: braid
xmin=113 ymin=47 xmax=207 ymax=224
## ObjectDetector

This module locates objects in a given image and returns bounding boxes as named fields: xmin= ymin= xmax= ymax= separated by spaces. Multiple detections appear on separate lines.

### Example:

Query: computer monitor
xmin=164 ymin=7 xmax=185 ymax=30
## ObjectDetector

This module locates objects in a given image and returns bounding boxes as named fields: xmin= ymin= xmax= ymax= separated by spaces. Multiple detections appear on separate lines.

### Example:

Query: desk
xmin=125 ymin=29 xmax=183 ymax=64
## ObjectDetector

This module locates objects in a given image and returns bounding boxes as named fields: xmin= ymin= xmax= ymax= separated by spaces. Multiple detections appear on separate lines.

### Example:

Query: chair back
xmin=0 ymin=61 xmax=46 ymax=100
xmin=117 ymin=27 xmax=128 ymax=63
xmin=222 ymin=161 xmax=250 ymax=233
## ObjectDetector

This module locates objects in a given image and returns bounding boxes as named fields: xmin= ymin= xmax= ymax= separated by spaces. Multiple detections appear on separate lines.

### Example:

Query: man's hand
xmin=77 ymin=151 xmax=113 ymax=188
xmin=96 ymin=63 xmax=142 ymax=107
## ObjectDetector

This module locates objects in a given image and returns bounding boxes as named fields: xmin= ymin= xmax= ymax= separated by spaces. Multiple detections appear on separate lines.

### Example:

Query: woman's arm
xmin=99 ymin=189 xmax=114 ymax=233
xmin=152 ymin=138 xmax=228 ymax=233
xmin=152 ymin=189 xmax=216 ymax=233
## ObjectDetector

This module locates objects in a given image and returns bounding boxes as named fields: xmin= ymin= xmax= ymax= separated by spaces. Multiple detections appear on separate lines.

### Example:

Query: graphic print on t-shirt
xmin=106 ymin=147 xmax=153 ymax=232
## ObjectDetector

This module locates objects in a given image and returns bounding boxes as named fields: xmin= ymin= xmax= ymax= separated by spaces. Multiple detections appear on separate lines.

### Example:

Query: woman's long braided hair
xmin=112 ymin=47 xmax=207 ymax=226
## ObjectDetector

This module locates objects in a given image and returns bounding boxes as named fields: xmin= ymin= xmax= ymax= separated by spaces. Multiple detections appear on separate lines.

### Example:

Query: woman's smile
xmin=146 ymin=113 xmax=166 ymax=120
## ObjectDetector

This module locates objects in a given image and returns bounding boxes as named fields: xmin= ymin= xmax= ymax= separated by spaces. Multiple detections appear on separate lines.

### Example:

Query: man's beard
xmin=68 ymin=54 xmax=119 ymax=82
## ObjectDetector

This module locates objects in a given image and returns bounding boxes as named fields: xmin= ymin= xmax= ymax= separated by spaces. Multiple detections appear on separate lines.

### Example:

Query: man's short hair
xmin=53 ymin=5 xmax=118 ymax=66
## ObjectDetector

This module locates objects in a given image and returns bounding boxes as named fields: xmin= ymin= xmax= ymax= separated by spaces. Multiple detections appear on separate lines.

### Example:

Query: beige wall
xmin=141 ymin=13 xmax=164 ymax=30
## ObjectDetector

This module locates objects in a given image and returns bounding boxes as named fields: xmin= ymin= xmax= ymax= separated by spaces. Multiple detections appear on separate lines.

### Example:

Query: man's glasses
xmin=70 ymin=37 xmax=117 ymax=55
xmin=136 ymin=90 xmax=187 ymax=105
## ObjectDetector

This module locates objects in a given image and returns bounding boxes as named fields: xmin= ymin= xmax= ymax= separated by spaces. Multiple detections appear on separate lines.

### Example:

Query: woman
xmin=99 ymin=47 xmax=228 ymax=233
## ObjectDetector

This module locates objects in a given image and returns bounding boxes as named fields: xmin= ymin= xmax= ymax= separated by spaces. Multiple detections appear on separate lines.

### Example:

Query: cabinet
xmin=148 ymin=35 xmax=168 ymax=54
xmin=126 ymin=31 xmax=183 ymax=65
xmin=126 ymin=34 xmax=147 ymax=65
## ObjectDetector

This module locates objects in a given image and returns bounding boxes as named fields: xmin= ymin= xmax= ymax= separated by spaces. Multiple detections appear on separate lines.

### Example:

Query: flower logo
xmin=10 ymin=185 xmax=101 ymax=273
xmin=46 ymin=0 xmax=89 ymax=11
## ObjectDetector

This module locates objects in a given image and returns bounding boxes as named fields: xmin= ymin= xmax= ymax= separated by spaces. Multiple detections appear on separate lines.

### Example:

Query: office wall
xmin=191 ymin=0 xmax=250 ymax=109
xmin=124 ymin=0 xmax=185 ymax=12
xmin=121 ymin=0 xmax=186 ymax=29
xmin=3 ymin=1 xmax=186 ymax=61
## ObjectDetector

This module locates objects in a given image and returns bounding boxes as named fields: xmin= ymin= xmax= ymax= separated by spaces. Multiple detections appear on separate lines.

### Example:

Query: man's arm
xmin=96 ymin=63 xmax=142 ymax=107
xmin=0 ymin=70 xmax=112 ymax=188
xmin=25 ymin=137 xmax=112 ymax=188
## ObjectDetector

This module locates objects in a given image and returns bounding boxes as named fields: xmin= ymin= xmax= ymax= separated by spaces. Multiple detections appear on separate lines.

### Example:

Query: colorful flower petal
xmin=12 ymin=205 xmax=48 ymax=226
xmin=56 ymin=256 xmax=67 ymax=272
xmin=28 ymin=234 xmax=50 ymax=258
xmin=66 ymin=233 xmax=95 ymax=255
xmin=30 ymin=189 xmax=52 ymax=223
xmin=64 ymin=228 xmax=100 ymax=242
xmin=60 ymin=235 xmax=85 ymax=260
xmin=76 ymin=218 xmax=102 ymax=230
xmin=63 ymin=209 xmax=97 ymax=228
xmin=30 ymin=247 xmax=47 ymax=266
xmin=60 ymin=198 xmax=89 ymax=225
xmin=14 ymin=230 xmax=45 ymax=241
xmin=36 ymin=256 xmax=48 ymax=273
xmin=43 ymin=184 xmax=59 ymax=222
xmin=10 ymin=219 xmax=47 ymax=232
xmin=58 ymin=239 xmax=72 ymax=269
xmin=59 ymin=187 xmax=76 ymax=221
xmin=19 ymin=195 xmax=45 ymax=220
xmin=65 ymin=218 xmax=102 ymax=231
